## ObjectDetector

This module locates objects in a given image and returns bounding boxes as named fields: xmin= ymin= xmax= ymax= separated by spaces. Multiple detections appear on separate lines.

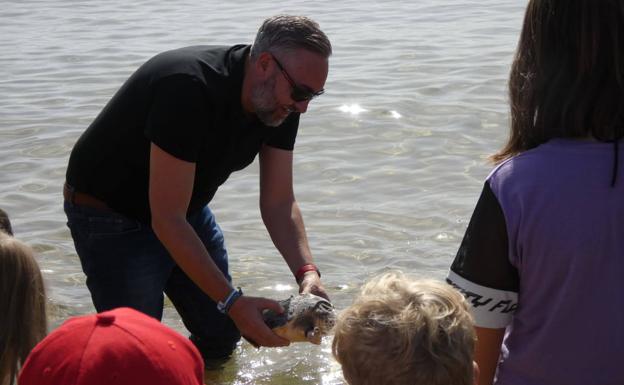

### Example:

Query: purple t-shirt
xmin=448 ymin=138 xmax=624 ymax=385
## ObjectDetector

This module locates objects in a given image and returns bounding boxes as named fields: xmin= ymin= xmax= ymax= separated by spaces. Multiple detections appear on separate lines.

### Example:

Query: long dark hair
xmin=493 ymin=0 xmax=624 ymax=163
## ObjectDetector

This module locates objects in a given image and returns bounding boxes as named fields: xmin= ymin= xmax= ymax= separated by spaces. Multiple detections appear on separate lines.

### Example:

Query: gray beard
xmin=250 ymin=76 xmax=288 ymax=127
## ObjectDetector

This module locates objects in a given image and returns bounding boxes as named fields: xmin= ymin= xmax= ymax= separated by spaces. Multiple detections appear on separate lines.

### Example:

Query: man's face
xmin=251 ymin=49 xmax=328 ymax=127
xmin=250 ymin=73 xmax=284 ymax=127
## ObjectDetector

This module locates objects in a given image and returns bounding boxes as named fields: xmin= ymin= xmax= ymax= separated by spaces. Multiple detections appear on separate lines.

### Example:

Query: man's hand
xmin=227 ymin=295 xmax=291 ymax=348
xmin=298 ymin=271 xmax=329 ymax=301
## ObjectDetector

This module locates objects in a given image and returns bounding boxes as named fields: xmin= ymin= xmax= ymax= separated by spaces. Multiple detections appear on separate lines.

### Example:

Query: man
xmin=63 ymin=15 xmax=331 ymax=360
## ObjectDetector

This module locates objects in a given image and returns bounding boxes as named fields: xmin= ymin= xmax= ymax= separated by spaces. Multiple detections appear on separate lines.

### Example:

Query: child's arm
xmin=475 ymin=326 xmax=505 ymax=385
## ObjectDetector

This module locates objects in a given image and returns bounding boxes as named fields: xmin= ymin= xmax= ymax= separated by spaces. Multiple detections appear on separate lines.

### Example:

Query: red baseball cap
xmin=19 ymin=307 xmax=205 ymax=385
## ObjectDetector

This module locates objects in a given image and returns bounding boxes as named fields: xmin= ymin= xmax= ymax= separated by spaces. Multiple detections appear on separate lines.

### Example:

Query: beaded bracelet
xmin=295 ymin=264 xmax=321 ymax=283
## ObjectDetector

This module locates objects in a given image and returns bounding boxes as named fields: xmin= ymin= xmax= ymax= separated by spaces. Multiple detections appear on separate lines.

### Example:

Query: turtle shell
xmin=263 ymin=293 xmax=335 ymax=345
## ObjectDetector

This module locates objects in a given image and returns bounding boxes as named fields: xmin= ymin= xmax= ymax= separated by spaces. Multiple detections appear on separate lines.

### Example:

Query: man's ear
xmin=473 ymin=361 xmax=480 ymax=385
xmin=255 ymin=51 xmax=273 ymax=75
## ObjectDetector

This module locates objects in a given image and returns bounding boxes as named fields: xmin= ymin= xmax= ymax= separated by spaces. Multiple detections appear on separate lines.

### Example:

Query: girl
xmin=447 ymin=0 xmax=624 ymax=384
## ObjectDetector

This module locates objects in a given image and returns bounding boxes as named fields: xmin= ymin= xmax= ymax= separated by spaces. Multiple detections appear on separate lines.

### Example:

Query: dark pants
xmin=64 ymin=202 xmax=241 ymax=360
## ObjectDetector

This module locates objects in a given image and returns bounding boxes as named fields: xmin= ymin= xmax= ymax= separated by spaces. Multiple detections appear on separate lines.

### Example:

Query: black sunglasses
xmin=271 ymin=54 xmax=324 ymax=102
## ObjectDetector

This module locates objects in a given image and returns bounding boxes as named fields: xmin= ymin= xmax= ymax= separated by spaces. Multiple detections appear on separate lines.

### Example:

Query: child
xmin=332 ymin=272 xmax=477 ymax=385
xmin=447 ymin=1 xmax=624 ymax=384
xmin=0 ymin=213 xmax=47 ymax=385
xmin=18 ymin=307 xmax=205 ymax=385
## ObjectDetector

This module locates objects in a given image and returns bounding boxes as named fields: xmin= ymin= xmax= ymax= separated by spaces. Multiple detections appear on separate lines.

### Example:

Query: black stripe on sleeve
xmin=451 ymin=180 xmax=519 ymax=293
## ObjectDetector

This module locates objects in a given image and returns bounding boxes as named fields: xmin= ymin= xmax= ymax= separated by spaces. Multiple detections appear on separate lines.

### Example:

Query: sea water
xmin=0 ymin=1 xmax=526 ymax=383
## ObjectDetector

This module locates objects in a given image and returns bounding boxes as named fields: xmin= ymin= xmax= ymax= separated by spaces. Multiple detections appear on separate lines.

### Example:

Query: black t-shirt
xmin=66 ymin=45 xmax=299 ymax=223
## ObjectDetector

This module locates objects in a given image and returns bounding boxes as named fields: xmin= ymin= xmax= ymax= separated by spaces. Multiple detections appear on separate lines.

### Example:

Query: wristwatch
xmin=217 ymin=287 xmax=243 ymax=314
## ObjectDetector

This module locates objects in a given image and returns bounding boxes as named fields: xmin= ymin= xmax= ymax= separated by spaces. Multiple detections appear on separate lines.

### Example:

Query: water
xmin=0 ymin=0 xmax=526 ymax=383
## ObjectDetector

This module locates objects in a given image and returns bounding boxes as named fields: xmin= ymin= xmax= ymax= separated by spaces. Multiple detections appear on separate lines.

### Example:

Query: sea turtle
xmin=263 ymin=293 xmax=335 ymax=345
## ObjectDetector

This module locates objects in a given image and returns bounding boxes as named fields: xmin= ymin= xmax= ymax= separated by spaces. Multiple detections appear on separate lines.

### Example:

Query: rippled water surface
xmin=1 ymin=1 xmax=526 ymax=383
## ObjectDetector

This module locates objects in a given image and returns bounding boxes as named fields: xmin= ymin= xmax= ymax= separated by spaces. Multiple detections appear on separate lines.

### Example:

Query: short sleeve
xmin=144 ymin=75 xmax=211 ymax=162
xmin=265 ymin=113 xmax=300 ymax=150
xmin=447 ymin=180 xmax=519 ymax=328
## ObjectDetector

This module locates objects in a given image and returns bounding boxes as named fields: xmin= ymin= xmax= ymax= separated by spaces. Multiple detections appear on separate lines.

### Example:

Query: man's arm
xmin=258 ymin=144 xmax=328 ymax=300
xmin=149 ymin=143 xmax=289 ymax=347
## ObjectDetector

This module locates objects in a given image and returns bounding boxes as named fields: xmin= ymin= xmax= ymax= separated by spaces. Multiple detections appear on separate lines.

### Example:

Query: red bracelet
xmin=295 ymin=264 xmax=320 ymax=283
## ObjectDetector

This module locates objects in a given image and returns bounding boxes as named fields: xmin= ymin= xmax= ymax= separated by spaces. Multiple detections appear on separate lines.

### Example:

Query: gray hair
xmin=251 ymin=15 xmax=332 ymax=59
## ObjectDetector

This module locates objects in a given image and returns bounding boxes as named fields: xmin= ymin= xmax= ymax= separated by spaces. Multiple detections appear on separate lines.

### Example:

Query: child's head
xmin=0 ymin=232 xmax=47 ymax=385
xmin=0 ymin=209 xmax=13 ymax=236
xmin=332 ymin=272 xmax=476 ymax=385
xmin=19 ymin=307 xmax=205 ymax=385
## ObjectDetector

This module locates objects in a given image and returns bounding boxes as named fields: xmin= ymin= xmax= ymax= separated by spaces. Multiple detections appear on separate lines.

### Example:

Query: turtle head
xmin=267 ymin=293 xmax=337 ymax=345
xmin=303 ymin=299 xmax=336 ymax=345
xmin=313 ymin=299 xmax=336 ymax=329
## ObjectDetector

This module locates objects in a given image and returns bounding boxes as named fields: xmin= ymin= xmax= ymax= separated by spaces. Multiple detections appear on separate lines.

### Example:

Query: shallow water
xmin=0 ymin=0 xmax=525 ymax=383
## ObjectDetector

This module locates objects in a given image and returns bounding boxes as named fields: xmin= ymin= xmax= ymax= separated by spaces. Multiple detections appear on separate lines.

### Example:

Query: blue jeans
xmin=64 ymin=201 xmax=241 ymax=360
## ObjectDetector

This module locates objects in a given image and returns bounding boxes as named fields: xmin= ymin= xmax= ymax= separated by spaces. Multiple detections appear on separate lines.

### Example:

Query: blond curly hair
xmin=332 ymin=272 xmax=476 ymax=385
